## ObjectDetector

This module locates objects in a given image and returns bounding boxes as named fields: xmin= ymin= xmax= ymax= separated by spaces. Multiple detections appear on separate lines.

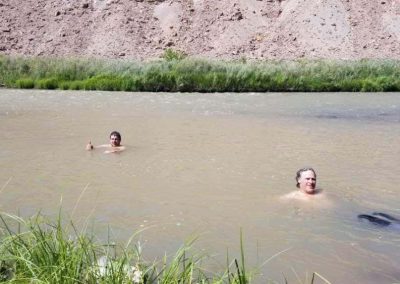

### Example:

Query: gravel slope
xmin=1 ymin=0 xmax=400 ymax=60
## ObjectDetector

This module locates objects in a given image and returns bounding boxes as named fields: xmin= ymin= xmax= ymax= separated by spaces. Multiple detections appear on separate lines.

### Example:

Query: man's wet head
xmin=296 ymin=167 xmax=317 ymax=194
xmin=109 ymin=131 xmax=122 ymax=147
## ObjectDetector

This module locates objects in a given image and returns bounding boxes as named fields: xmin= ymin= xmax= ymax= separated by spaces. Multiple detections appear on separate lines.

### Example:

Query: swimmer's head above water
xmin=280 ymin=167 xmax=328 ymax=204
xmin=109 ymin=131 xmax=122 ymax=147
xmin=86 ymin=130 xmax=125 ymax=153
xmin=295 ymin=167 xmax=317 ymax=194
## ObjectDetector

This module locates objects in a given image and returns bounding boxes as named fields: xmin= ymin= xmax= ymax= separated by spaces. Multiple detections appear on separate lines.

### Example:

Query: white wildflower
xmin=127 ymin=264 xmax=142 ymax=284
xmin=96 ymin=255 xmax=109 ymax=277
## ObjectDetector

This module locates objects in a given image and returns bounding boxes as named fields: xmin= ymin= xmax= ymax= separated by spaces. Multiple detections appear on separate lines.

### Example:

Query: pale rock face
xmin=383 ymin=13 xmax=400 ymax=40
xmin=1 ymin=0 xmax=400 ymax=59
xmin=153 ymin=2 xmax=182 ymax=37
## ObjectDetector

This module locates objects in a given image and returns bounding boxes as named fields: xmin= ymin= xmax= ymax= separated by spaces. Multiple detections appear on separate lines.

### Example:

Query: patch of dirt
xmin=1 ymin=0 xmax=400 ymax=60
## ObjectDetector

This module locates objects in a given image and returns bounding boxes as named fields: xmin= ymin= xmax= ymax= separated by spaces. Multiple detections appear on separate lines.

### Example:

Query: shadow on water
xmin=313 ymin=109 xmax=400 ymax=123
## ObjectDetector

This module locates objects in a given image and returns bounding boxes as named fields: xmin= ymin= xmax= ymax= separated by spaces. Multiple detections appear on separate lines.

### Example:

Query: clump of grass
xmin=161 ymin=48 xmax=188 ymax=61
xmin=15 ymin=78 xmax=35 ymax=89
xmin=0 ymin=211 xmax=332 ymax=283
xmin=0 ymin=212 xmax=257 ymax=283
xmin=36 ymin=77 xmax=60 ymax=89
xmin=0 ymin=212 xmax=95 ymax=283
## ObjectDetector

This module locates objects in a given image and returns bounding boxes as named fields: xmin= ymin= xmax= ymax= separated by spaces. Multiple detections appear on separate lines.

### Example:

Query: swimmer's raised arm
xmin=85 ymin=131 xmax=125 ymax=154
xmin=85 ymin=141 xmax=113 ymax=151
xmin=86 ymin=140 xmax=94 ymax=150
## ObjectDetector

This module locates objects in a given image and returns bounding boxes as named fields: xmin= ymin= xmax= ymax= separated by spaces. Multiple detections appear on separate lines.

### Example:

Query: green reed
xmin=1 ymin=54 xmax=400 ymax=92
xmin=0 ymin=212 xmax=251 ymax=283
xmin=0 ymin=211 xmax=331 ymax=283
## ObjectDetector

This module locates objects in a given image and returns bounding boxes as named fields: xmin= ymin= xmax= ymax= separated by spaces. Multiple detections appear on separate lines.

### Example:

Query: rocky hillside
xmin=1 ymin=0 xmax=400 ymax=60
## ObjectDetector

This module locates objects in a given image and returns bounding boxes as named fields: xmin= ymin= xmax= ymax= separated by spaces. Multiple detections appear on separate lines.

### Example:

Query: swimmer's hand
xmin=86 ymin=140 xmax=94 ymax=150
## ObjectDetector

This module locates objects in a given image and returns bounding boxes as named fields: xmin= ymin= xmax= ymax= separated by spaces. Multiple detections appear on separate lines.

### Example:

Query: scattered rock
xmin=230 ymin=10 xmax=243 ymax=21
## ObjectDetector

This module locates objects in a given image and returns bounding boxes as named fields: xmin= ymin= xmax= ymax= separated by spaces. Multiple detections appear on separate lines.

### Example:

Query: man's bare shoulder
xmin=97 ymin=144 xmax=111 ymax=148
xmin=280 ymin=189 xmax=333 ymax=208
xmin=104 ymin=145 xmax=126 ymax=154
xmin=280 ymin=191 xmax=310 ymax=201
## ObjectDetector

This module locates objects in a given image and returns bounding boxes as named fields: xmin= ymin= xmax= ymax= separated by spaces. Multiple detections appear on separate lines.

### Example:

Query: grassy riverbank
xmin=0 ymin=212 xmax=330 ymax=283
xmin=1 ymin=55 xmax=400 ymax=92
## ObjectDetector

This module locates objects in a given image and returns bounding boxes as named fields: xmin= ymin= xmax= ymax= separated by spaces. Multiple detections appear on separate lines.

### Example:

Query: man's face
xmin=110 ymin=135 xmax=121 ymax=147
xmin=298 ymin=170 xmax=316 ymax=194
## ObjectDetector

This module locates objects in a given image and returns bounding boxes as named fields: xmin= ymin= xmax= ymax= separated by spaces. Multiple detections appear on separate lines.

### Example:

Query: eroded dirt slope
xmin=1 ymin=0 xmax=400 ymax=60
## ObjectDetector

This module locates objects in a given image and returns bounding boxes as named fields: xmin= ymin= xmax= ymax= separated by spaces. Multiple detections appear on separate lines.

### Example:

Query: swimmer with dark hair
xmin=358 ymin=212 xmax=400 ymax=227
xmin=86 ymin=131 xmax=126 ymax=154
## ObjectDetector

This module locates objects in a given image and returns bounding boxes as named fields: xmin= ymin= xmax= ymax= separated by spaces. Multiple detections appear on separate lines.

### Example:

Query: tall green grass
xmin=2 ymin=55 xmax=397 ymax=92
xmin=0 ymin=211 xmax=331 ymax=283
xmin=0 ymin=212 xmax=252 ymax=283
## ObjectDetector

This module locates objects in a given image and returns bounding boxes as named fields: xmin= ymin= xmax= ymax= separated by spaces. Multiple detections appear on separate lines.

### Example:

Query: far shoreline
xmin=1 ymin=53 xmax=400 ymax=93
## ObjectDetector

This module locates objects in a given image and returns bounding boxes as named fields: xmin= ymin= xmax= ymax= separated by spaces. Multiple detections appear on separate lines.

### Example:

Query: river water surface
xmin=0 ymin=89 xmax=400 ymax=283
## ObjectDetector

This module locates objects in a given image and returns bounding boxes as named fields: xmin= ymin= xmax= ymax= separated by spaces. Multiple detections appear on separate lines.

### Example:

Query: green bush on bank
xmin=15 ymin=78 xmax=35 ymax=89
xmin=36 ymin=77 xmax=60 ymax=89
xmin=1 ymin=54 xmax=400 ymax=92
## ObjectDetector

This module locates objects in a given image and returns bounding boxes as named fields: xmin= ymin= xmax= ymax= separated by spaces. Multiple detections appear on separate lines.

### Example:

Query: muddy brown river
xmin=0 ymin=89 xmax=399 ymax=283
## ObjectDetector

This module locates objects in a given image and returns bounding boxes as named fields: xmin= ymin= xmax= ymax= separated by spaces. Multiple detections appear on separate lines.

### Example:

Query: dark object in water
xmin=372 ymin=212 xmax=400 ymax=222
xmin=358 ymin=212 xmax=400 ymax=227
xmin=358 ymin=214 xmax=391 ymax=226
